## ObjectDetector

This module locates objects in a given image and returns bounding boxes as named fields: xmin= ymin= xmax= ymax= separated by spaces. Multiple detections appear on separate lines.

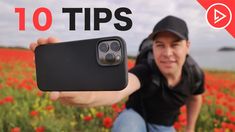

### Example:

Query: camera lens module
xmin=105 ymin=53 xmax=115 ymax=63
xmin=110 ymin=41 xmax=121 ymax=52
xmin=99 ymin=42 xmax=109 ymax=53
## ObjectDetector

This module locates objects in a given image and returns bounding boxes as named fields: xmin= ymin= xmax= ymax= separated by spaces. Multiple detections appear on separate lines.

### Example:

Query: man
xmin=30 ymin=15 xmax=204 ymax=132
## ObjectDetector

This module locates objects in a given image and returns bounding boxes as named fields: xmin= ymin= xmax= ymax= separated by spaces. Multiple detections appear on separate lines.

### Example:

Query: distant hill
xmin=0 ymin=46 xmax=27 ymax=50
xmin=128 ymin=55 xmax=137 ymax=59
xmin=218 ymin=47 xmax=235 ymax=52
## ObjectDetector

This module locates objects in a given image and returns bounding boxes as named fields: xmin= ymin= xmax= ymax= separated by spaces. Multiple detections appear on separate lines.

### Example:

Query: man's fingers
xmin=29 ymin=42 xmax=38 ymax=52
xmin=29 ymin=36 xmax=60 ymax=52
xmin=58 ymin=92 xmax=80 ymax=98
xmin=59 ymin=97 xmax=91 ymax=108
xmin=59 ymin=91 xmax=91 ymax=98
xmin=48 ymin=36 xmax=60 ymax=43
xmin=37 ymin=37 xmax=48 ymax=45
xmin=50 ymin=92 xmax=60 ymax=101
xmin=59 ymin=98 xmax=77 ymax=106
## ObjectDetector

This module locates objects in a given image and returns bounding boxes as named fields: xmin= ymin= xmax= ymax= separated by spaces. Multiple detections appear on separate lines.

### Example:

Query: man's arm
xmin=48 ymin=73 xmax=140 ymax=107
xmin=87 ymin=73 xmax=140 ymax=107
xmin=185 ymin=94 xmax=203 ymax=132
xmin=30 ymin=37 xmax=141 ymax=108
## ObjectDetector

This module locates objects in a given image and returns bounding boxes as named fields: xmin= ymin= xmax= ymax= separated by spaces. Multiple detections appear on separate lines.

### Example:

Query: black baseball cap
xmin=149 ymin=15 xmax=189 ymax=40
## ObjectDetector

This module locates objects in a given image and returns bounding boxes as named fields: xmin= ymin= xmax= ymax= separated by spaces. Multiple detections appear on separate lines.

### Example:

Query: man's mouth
xmin=160 ymin=60 xmax=176 ymax=68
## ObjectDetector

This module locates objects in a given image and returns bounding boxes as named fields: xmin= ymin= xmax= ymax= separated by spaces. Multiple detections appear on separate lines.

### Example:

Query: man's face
xmin=152 ymin=32 xmax=190 ymax=77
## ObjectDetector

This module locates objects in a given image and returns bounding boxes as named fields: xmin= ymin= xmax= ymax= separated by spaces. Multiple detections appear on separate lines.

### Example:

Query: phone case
xmin=35 ymin=36 xmax=128 ymax=91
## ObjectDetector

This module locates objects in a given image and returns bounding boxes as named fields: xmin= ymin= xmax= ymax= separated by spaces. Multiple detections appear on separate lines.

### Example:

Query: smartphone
xmin=35 ymin=36 xmax=128 ymax=91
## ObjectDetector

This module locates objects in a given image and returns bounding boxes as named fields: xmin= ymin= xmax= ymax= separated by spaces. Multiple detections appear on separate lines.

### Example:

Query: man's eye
xmin=172 ymin=43 xmax=179 ymax=47
xmin=154 ymin=43 xmax=163 ymax=47
xmin=156 ymin=45 xmax=164 ymax=48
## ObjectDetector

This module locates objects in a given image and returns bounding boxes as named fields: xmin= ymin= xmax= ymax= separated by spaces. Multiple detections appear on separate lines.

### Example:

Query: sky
xmin=0 ymin=0 xmax=234 ymax=56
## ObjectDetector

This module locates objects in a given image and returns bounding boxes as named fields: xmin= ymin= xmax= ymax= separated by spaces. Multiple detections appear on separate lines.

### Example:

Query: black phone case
xmin=35 ymin=36 xmax=128 ymax=91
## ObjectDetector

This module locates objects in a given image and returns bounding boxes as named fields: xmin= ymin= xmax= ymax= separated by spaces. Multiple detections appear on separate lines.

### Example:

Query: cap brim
xmin=148 ymin=29 xmax=186 ymax=40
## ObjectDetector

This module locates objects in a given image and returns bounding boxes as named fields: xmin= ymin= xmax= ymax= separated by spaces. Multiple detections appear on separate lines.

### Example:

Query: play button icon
xmin=214 ymin=9 xmax=226 ymax=24
xmin=206 ymin=3 xmax=232 ymax=29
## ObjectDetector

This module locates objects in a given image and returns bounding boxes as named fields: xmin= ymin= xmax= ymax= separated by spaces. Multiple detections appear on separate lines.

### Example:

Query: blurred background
xmin=0 ymin=0 xmax=235 ymax=132
xmin=0 ymin=0 xmax=235 ymax=70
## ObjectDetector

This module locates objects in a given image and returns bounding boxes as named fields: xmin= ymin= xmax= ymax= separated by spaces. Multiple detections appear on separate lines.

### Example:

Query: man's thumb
xmin=50 ymin=92 xmax=60 ymax=101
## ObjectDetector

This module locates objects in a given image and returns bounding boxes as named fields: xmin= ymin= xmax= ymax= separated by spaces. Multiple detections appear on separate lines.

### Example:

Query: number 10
xmin=15 ymin=7 xmax=52 ymax=31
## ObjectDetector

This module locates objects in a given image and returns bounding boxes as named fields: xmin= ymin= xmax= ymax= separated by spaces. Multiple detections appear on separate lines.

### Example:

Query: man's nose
xmin=163 ymin=47 xmax=173 ymax=57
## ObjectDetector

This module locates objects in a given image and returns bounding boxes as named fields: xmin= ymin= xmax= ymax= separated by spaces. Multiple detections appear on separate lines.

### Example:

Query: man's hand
xmin=30 ymin=37 xmax=140 ymax=107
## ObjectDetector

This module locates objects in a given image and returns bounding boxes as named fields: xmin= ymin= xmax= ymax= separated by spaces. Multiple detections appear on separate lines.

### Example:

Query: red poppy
xmin=37 ymin=91 xmax=43 ymax=97
xmin=227 ymin=123 xmax=235 ymax=130
xmin=127 ymin=60 xmax=135 ymax=69
xmin=11 ymin=127 xmax=21 ymax=132
xmin=35 ymin=126 xmax=45 ymax=132
xmin=121 ymin=103 xmax=126 ymax=111
xmin=173 ymin=122 xmax=181 ymax=130
xmin=221 ymin=122 xmax=228 ymax=128
xmin=180 ymin=105 xmax=186 ymax=113
xmin=30 ymin=110 xmax=39 ymax=117
xmin=214 ymin=128 xmax=223 ymax=132
xmin=229 ymin=116 xmax=235 ymax=123
xmin=96 ymin=112 xmax=104 ymax=118
xmin=45 ymin=105 xmax=54 ymax=111
xmin=178 ymin=114 xmax=186 ymax=126
xmin=103 ymin=117 xmax=113 ymax=128
xmin=215 ymin=109 xmax=223 ymax=116
xmin=0 ymin=100 xmax=5 ymax=105
xmin=112 ymin=104 xmax=122 ymax=113
xmin=83 ymin=115 xmax=92 ymax=122
xmin=4 ymin=96 xmax=14 ymax=103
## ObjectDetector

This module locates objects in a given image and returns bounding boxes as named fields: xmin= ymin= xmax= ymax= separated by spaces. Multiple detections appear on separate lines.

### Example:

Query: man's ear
xmin=186 ymin=41 xmax=190 ymax=54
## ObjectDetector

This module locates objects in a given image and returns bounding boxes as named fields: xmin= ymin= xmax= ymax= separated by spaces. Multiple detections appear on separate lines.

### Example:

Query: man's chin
xmin=160 ymin=68 xmax=176 ymax=76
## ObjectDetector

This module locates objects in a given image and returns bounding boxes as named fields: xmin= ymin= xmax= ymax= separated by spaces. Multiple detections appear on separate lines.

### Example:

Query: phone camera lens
xmin=110 ymin=42 xmax=121 ymax=52
xmin=115 ymin=55 xmax=121 ymax=61
xmin=105 ymin=53 xmax=115 ymax=63
xmin=99 ymin=43 xmax=109 ymax=52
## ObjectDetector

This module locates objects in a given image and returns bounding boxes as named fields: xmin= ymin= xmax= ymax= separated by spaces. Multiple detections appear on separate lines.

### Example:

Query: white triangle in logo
xmin=214 ymin=9 xmax=226 ymax=24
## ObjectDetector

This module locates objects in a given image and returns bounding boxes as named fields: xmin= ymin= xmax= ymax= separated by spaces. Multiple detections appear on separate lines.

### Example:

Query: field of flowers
xmin=0 ymin=48 xmax=234 ymax=132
